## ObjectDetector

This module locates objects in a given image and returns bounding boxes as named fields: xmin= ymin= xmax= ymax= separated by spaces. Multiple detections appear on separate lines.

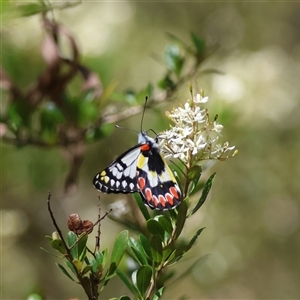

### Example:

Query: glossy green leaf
xmin=102 ymin=248 xmax=108 ymax=267
xmin=139 ymin=234 xmax=152 ymax=259
xmin=67 ymin=231 xmax=78 ymax=259
xmin=77 ymin=233 xmax=88 ymax=262
xmin=65 ymin=260 xmax=77 ymax=276
xmin=95 ymin=250 xmax=104 ymax=265
xmin=117 ymin=296 xmax=132 ymax=300
xmin=50 ymin=238 xmax=66 ymax=254
xmin=190 ymin=173 xmax=216 ymax=216
xmin=136 ymin=265 xmax=152 ymax=296
xmin=56 ymin=263 xmax=74 ymax=281
xmin=90 ymin=250 xmax=104 ymax=273
xmin=147 ymin=219 xmax=165 ymax=242
xmin=116 ymin=268 xmax=139 ymax=297
xmin=150 ymin=235 xmax=162 ymax=264
xmin=108 ymin=230 xmax=128 ymax=276
xmin=133 ymin=193 xmax=151 ymax=221
xmin=162 ymin=246 xmax=173 ymax=262
xmin=153 ymin=287 xmax=165 ymax=300
xmin=188 ymin=165 xmax=202 ymax=195
xmin=156 ymin=215 xmax=173 ymax=235
xmin=81 ymin=265 xmax=93 ymax=276
xmin=165 ymin=245 xmax=190 ymax=266
xmin=72 ymin=259 xmax=83 ymax=272
xmin=128 ymin=237 xmax=148 ymax=266
xmin=188 ymin=227 xmax=205 ymax=248
xmin=174 ymin=201 xmax=188 ymax=239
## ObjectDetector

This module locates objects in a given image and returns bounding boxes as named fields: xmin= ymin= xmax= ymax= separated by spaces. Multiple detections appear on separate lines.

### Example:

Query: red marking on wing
xmin=138 ymin=177 xmax=146 ymax=190
xmin=145 ymin=188 xmax=152 ymax=201
xmin=165 ymin=193 xmax=174 ymax=205
xmin=158 ymin=195 xmax=166 ymax=207
xmin=141 ymin=144 xmax=150 ymax=151
xmin=152 ymin=195 xmax=159 ymax=207
xmin=169 ymin=186 xmax=179 ymax=199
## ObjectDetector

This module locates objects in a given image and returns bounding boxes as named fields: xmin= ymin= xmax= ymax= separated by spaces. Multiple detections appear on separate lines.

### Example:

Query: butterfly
xmin=93 ymin=130 xmax=182 ymax=210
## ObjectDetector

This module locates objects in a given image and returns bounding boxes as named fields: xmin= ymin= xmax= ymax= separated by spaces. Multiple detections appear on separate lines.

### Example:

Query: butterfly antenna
xmin=140 ymin=96 xmax=148 ymax=132
xmin=115 ymin=124 xmax=138 ymax=133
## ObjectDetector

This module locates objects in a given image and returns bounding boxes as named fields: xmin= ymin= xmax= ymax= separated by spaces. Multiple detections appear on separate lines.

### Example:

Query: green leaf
xmin=153 ymin=287 xmax=165 ymax=300
xmin=190 ymin=32 xmax=206 ymax=54
xmin=139 ymin=234 xmax=152 ymax=259
xmin=164 ymin=44 xmax=185 ymax=77
xmin=156 ymin=215 xmax=173 ymax=235
xmin=82 ymin=265 xmax=93 ymax=276
xmin=108 ymin=231 xmax=128 ymax=276
xmin=95 ymin=250 xmax=104 ymax=265
xmin=77 ymin=233 xmax=88 ymax=262
xmin=117 ymin=296 xmax=132 ymax=300
xmin=18 ymin=3 xmax=46 ymax=17
xmin=67 ymin=231 xmax=78 ymax=259
xmin=116 ymin=268 xmax=139 ymax=297
xmin=133 ymin=193 xmax=151 ymax=221
xmin=190 ymin=173 xmax=216 ymax=216
xmin=150 ymin=235 xmax=162 ymax=264
xmin=78 ymin=100 xmax=99 ymax=127
xmin=40 ymin=102 xmax=65 ymax=130
xmin=102 ymin=248 xmax=109 ymax=267
xmin=165 ymin=245 xmax=190 ymax=266
xmin=50 ymin=238 xmax=67 ymax=254
xmin=89 ymin=251 xmax=104 ymax=274
xmin=7 ymin=101 xmax=31 ymax=130
xmin=188 ymin=227 xmax=205 ymax=248
xmin=128 ymin=237 xmax=148 ymax=266
xmin=65 ymin=260 xmax=77 ymax=276
xmin=147 ymin=219 xmax=165 ymax=242
xmin=136 ymin=265 xmax=152 ymax=296
xmin=174 ymin=201 xmax=188 ymax=239
xmin=188 ymin=165 xmax=202 ymax=195
xmin=162 ymin=246 xmax=173 ymax=262
xmin=157 ymin=74 xmax=175 ymax=91
xmin=56 ymin=263 xmax=75 ymax=281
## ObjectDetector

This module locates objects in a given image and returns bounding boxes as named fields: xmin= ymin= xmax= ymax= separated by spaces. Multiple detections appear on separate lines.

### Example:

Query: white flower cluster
xmin=159 ymin=92 xmax=237 ymax=164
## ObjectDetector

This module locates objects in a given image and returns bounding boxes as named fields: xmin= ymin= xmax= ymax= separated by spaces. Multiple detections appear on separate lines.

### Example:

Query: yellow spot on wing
xmin=100 ymin=175 xmax=110 ymax=183
xmin=137 ymin=154 xmax=147 ymax=169
xmin=101 ymin=170 xmax=106 ymax=176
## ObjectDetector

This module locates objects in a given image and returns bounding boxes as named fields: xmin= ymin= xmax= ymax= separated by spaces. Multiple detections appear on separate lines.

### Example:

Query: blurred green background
xmin=2 ymin=1 xmax=300 ymax=299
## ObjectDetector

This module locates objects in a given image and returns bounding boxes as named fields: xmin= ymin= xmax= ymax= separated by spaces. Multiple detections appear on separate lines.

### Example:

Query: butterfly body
xmin=93 ymin=131 xmax=182 ymax=210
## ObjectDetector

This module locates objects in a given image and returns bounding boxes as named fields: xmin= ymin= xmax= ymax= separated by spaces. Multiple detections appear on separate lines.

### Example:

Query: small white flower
xmin=213 ymin=121 xmax=223 ymax=134
xmin=159 ymin=89 xmax=237 ymax=164
xmin=193 ymin=93 xmax=209 ymax=104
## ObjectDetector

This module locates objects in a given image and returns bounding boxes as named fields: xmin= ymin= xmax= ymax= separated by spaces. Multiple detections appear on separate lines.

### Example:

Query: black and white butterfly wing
xmin=93 ymin=145 xmax=141 ymax=194
xmin=93 ymin=131 xmax=182 ymax=210
xmin=136 ymin=145 xmax=182 ymax=210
